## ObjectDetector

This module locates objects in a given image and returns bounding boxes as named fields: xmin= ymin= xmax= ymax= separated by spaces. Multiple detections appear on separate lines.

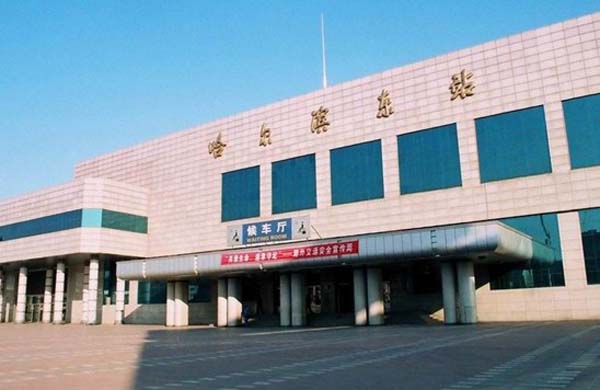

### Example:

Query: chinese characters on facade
xmin=311 ymin=106 xmax=330 ymax=134
xmin=377 ymin=89 xmax=394 ymax=118
xmin=259 ymin=123 xmax=271 ymax=147
xmin=449 ymin=69 xmax=475 ymax=100
xmin=208 ymin=132 xmax=226 ymax=159
xmin=209 ymin=70 xmax=475 ymax=157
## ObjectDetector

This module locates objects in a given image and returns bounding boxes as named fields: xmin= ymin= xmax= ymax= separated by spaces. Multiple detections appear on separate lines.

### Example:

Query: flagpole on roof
xmin=321 ymin=13 xmax=328 ymax=89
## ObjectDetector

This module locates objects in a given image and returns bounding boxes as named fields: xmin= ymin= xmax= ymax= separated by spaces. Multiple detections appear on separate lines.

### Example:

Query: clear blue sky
xmin=1 ymin=1 xmax=599 ymax=200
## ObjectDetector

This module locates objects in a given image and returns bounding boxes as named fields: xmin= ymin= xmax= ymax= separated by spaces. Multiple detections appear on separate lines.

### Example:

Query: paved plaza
xmin=0 ymin=322 xmax=599 ymax=390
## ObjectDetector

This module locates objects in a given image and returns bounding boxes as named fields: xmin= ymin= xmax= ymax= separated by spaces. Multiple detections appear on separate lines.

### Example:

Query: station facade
xmin=2 ymin=12 xmax=600 ymax=328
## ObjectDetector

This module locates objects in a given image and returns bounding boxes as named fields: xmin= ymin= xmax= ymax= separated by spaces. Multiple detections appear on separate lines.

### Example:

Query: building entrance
xmin=306 ymin=268 xmax=354 ymax=326
xmin=25 ymin=270 xmax=46 ymax=323
xmin=383 ymin=262 xmax=444 ymax=324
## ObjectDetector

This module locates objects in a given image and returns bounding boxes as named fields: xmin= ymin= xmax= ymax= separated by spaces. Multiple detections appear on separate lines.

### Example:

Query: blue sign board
xmin=242 ymin=218 xmax=292 ymax=245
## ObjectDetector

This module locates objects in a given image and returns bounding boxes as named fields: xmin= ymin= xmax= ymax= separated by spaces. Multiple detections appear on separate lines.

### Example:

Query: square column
xmin=279 ymin=274 xmax=291 ymax=327
xmin=0 ymin=270 xmax=4 ymax=323
xmin=53 ymin=262 xmax=66 ymax=324
xmin=114 ymin=278 xmax=126 ymax=325
xmin=367 ymin=267 xmax=384 ymax=325
xmin=81 ymin=265 xmax=89 ymax=324
xmin=42 ymin=269 xmax=54 ymax=323
xmin=456 ymin=260 xmax=477 ymax=324
xmin=217 ymin=278 xmax=228 ymax=327
xmin=440 ymin=262 xmax=457 ymax=325
xmin=87 ymin=259 xmax=100 ymax=325
xmin=290 ymin=272 xmax=306 ymax=327
xmin=166 ymin=281 xmax=175 ymax=327
xmin=227 ymin=278 xmax=242 ymax=327
xmin=174 ymin=281 xmax=189 ymax=327
xmin=353 ymin=268 xmax=368 ymax=326
xmin=15 ymin=267 xmax=27 ymax=324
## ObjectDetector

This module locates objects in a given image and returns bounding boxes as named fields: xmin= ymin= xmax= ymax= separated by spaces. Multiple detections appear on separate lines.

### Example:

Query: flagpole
xmin=321 ymin=13 xmax=328 ymax=89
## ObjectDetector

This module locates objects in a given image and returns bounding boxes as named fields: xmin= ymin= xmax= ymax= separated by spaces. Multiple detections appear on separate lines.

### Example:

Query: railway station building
xmin=1 ymin=12 xmax=600 ymax=327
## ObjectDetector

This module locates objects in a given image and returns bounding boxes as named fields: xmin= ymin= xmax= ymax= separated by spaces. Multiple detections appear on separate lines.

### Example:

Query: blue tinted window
xmin=398 ymin=124 xmax=462 ymax=194
xmin=222 ymin=166 xmax=260 ymax=222
xmin=562 ymin=93 xmax=600 ymax=169
xmin=137 ymin=281 xmax=166 ymax=304
xmin=272 ymin=154 xmax=317 ymax=214
xmin=330 ymin=140 xmax=384 ymax=205
xmin=579 ymin=208 xmax=600 ymax=285
xmin=0 ymin=208 xmax=148 ymax=242
xmin=102 ymin=210 xmax=148 ymax=233
xmin=0 ymin=210 xmax=82 ymax=242
xmin=476 ymin=106 xmax=552 ymax=182
xmin=490 ymin=213 xmax=565 ymax=290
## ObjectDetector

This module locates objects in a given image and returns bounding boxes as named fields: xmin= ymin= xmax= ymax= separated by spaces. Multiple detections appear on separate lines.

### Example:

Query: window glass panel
xmin=579 ymin=208 xmax=600 ymax=285
xmin=103 ymin=261 xmax=116 ymax=305
xmin=272 ymin=154 xmax=317 ymax=214
xmin=398 ymin=123 xmax=462 ymax=194
xmin=475 ymin=106 xmax=552 ymax=183
xmin=330 ymin=140 xmax=384 ymax=205
xmin=137 ymin=281 xmax=167 ymax=304
xmin=0 ymin=209 xmax=82 ymax=242
xmin=490 ymin=213 xmax=565 ymax=290
xmin=222 ymin=166 xmax=260 ymax=222
xmin=188 ymin=280 xmax=212 ymax=303
xmin=101 ymin=210 xmax=148 ymax=233
xmin=562 ymin=93 xmax=600 ymax=169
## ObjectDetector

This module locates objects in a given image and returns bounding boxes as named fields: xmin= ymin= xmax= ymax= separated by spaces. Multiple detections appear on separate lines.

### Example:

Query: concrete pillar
xmin=367 ymin=267 xmax=384 ymax=326
xmin=87 ymin=259 xmax=100 ymax=325
xmin=166 ymin=281 xmax=175 ymax=327
xmin=115 ymin=278 xmax=125 ymax=325
xmin=15 ymin=267 xmax=27 ymax=324
xmin=53 ymin=262 xmax=65 ymax=324
xmin=129 ymin=280 xmax=139 ymax=305
xmin=3 ymin=271 xmax=16 ymax=323
xmin=0 ymin=270 xmax=4 ymax=323
xmin=42 ymin=269 xmax=54 ymax=323
xmin=440 ymin=262 xmax=457 ymax=325
xmin=353 ymin=268 xmax=368 ymax=326
xmin=227 ymin=278 xmax=242 ymax=327
xmin=456 ymin=261 xmax=477 ymax=324
xmin=279 ymin=274 xmax=291 ymax=327
xmin=174 ymin=281 xmax=189 ymax=327
xmin=290 ymin=272 xmax=306 ymax=327
xmin=81 ymin=265 xmax=89 ymax=324
xmin=217 ymin=278 xmax=228 ymax=327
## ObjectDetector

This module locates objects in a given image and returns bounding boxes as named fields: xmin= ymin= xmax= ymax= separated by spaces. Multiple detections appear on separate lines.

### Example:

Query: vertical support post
xmin=15 ymin=267 xmax=27 ymax=324
xmin=166 ymin=281 xmax=175 ymax=327
xmin=0 ymin=270 xmax=4 ymax=323
xmin=353 ymin=267 xmax=368 ymax=326
xmin=87 ymin=258 xmax=99 ymax=325
xmin=115 ymin=278 xmax=125 ymax=325
xmin=174 ymin=281 xmax=189 ymax=327
xmin=227 ymin=278 xmax=242 ymax=327
xmin=42 ymin=269 xmax=54 ymax=323
xmin=279 ymin=273 xmax=291 ymax=327
xmin=53 ymin=262 xmax=65 ymax=324
xmin=367 ymin=267 xmax=384 ymax=326
xmin=440 ymin=262 xmax=457 ymax=325
xmin=81 ymin=265 xmax=89 ymax=324
xmin=290 ymin=272 xmax=306 ymax=327
xmin=217 ymin=278 xmax=228 ymax=327
xmin=457 ymin=261 xmax=477 ymax=324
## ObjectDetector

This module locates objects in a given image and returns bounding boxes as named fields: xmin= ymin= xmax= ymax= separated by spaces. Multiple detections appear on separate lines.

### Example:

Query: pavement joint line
xmin=242 ymin=326 xmax=351 ymax=337
xmin=441 ymin=325 xmax=599 ymax=390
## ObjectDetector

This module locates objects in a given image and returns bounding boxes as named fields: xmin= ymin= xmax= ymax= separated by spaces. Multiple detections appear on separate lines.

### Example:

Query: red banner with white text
xmin=221 ymin=240 xmax=359 ymax=266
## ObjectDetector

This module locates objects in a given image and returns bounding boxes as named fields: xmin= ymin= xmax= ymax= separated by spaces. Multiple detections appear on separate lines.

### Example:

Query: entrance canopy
xmin=117 ymin=221 xmax=552 ymax=281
